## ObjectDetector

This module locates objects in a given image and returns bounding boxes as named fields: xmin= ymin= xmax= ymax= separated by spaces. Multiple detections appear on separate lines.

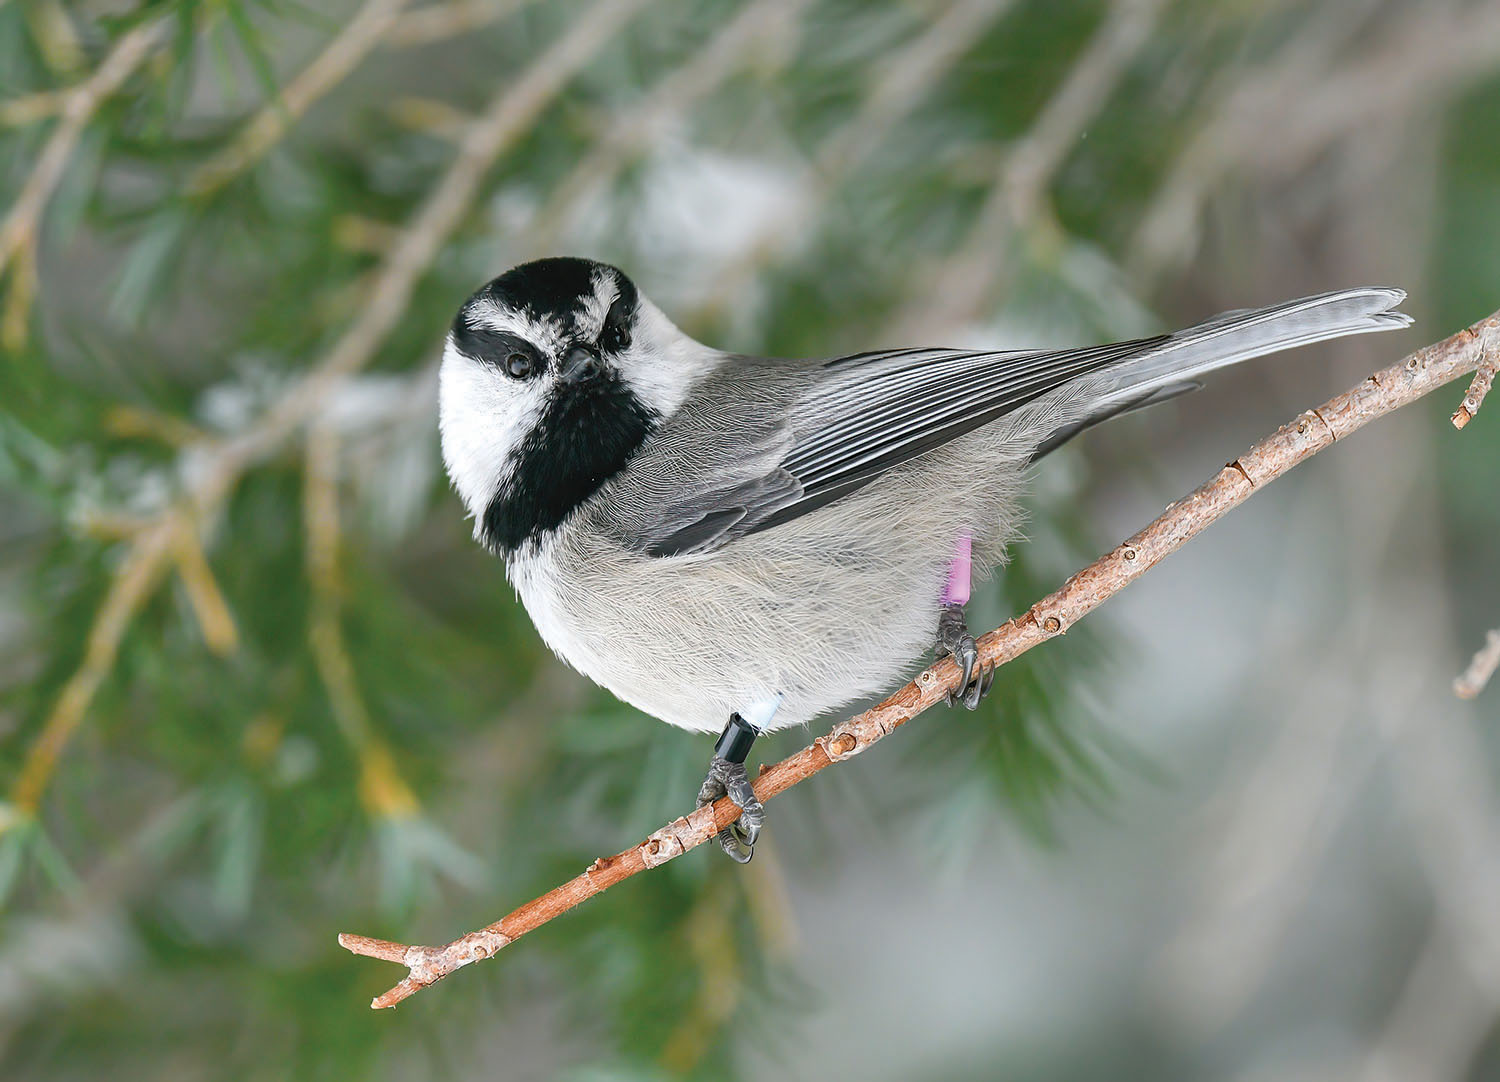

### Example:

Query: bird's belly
xmin=513 ymin=443 xmax=1028 ymax=733
xmin=510 ymin=537 xmax=949 ymax=733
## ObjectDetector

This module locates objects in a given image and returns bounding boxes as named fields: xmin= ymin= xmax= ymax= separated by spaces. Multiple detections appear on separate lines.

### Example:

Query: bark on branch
xmin=1450 ymin=321 xmax=1497 ymax=429
xmin=341 ymin=306 xmax=1499 ymax=1009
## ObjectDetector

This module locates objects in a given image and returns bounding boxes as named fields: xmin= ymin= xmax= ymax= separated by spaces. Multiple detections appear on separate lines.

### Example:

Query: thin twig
xmin=21 ymin=0 xmax=85 ymax=78
xmin=305 ymin=425 xmax=421 ymax=817
xmin=184 ymin=0 xmax=414 ymax=198
xmin=1451 ymin=323 xmax=1497 ymax=430
xmin=1454 ymin=630 xmax=1500 ymax=701
xmin=340 ymin=305 xmax=1499 ymax=1010
xmin=103 ymin=404 xmax=209 ymax=448
xmin=170 ymin=525 xmax=239 ymax=657
xmin=0 ymin=88 xmax=68 ymax=127
xmin=384 ymin=0 xmax=540 ymax=47
xmin=0 ymin=13 xmax=169 ymax=347
xmin=2 ymin=0 xmax=651 ymax=826
xmin=0 ymin=17 xmax=169 ymax=280
xmin=10 ymin=520 xmax=177 ymax=815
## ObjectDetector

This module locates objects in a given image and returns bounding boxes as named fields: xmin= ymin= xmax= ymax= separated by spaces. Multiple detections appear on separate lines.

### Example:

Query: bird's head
xmin=439 ymin=257 xmax=707 ymax=554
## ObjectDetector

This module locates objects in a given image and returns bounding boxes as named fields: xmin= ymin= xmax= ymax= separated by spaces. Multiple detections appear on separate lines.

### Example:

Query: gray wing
xmin=751 ymin=336 xmax=1166 ymax=534
xmin=612 ymin=287 xmax=1408 ymax=557
xmin=608 ymin=339 xmax=1160 ymax=557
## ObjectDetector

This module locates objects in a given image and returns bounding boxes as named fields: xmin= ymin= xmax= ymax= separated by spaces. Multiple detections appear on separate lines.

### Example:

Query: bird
xmin=438 ymin=256 xmax=1410 ymax=862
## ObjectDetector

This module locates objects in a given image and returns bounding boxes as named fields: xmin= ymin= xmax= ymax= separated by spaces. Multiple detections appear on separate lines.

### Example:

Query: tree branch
xmin=1450 ymin=321 xmax=1497 ymax=430
xmin=340 ymin=305 xmax=1499 ymax=1009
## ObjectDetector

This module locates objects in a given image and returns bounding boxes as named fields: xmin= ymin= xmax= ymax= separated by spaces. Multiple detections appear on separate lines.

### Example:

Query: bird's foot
xmin=698 ymin=756 xmax=763 ymax=863
xmin=935 ymin=602 xmax=994 ymax=710
xmin=697 ymin=713 xmax=763 ymax=863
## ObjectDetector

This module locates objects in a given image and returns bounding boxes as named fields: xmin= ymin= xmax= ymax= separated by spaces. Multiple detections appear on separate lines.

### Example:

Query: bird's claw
xmin=948 ymin=659 xmax=995 ymax=709
xmin=950 ymin=633 xmax=977 ymax=695
xmin=697 ymin=755 xmax=763 ymax=863
xmin=936 ymin=605 xmax=994 ymax=710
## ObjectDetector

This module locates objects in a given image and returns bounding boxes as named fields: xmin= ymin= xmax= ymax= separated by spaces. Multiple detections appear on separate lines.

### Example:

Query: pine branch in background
xmin=1130 ymin=2 xmax=1500 ymax=283
xmin=184 ymin=0 xmax=415 ymax=198
xmin=0 ymin=16 xmax=170 ymax=346
xmin=21 ymin=0 xmax=86 ymax=78
xmin=891 ymin=0 xmax=1165 ymax=340
xmin=0 ymin=0 xmax=653 ymax=829
xmin=691 ymin=0 xmax=1019 ymax=320
xmin=523 ymin=0 xmax=812 ymax=255
xmin=340 ymin=304 xmax=1499 ymax=1009
xmin=304 ymin=423 xmax=420 ymax=819
xmin=384 ymin=0 xmax=543 ymax=46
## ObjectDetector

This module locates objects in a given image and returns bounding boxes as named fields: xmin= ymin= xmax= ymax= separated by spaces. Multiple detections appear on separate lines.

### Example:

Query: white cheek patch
xmin=438 ymin=342 xmax=545 ymax=524
xmin=614 ymin=297 xmax=720 ymax=417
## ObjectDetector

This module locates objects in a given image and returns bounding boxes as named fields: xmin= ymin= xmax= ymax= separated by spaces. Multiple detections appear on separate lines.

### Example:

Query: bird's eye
xmin=505 ymin=351 xmax=534 ymax=379
xmin=600 ymin=296 xmax=631 ymax=352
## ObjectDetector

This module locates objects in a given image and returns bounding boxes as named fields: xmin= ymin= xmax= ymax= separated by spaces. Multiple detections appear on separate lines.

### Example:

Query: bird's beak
xmin=559 ymin=344 xmax=602 ymax=385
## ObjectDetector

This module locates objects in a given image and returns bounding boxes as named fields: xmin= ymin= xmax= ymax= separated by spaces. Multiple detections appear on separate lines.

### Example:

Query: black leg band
xmin=713 ymin=713 xmax=758 ymax=765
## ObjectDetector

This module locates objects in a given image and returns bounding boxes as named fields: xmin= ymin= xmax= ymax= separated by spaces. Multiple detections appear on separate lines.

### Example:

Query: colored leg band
xmin=943 ymin=530 xmax=973 ymax=606
xmin=714 ymin=713 xmax=758 ymax=765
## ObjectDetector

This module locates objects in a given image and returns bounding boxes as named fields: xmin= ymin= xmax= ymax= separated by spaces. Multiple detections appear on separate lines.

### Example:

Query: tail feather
xmin=1028 ymin=287 xmax=1410 ymax=455
xmin=1027 ymin=381 xmax=1199 ymax=464
xmin=1097 ymin=287 xmax=1409 ymax=402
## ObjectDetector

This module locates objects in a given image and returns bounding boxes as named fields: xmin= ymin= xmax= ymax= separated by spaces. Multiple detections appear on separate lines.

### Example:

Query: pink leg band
xmin=942 ymin=530 xmax=972 ymax=606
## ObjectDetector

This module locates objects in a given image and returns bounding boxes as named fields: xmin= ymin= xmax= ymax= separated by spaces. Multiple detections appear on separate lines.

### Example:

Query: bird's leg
xmin=697 ymin=712 xmax=765 ymax=863
xmin=935 ymin=531 xmax=994 ymax=710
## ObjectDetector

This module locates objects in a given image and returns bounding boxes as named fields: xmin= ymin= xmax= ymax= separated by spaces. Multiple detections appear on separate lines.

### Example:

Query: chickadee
xmin=439 ymin=257 xmax=1409 ymax=861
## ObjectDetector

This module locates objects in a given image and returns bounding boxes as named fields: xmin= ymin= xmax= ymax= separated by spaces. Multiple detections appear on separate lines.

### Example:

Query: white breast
xmin=496 ymin=432 xmax=1031 ymax=735
xmin=505 ymin=540 xmax=594 ymax=674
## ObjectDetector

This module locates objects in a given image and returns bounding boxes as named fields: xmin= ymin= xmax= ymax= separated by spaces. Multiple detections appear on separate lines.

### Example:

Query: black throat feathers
xmin=480 ymin=373 xmax=657 ymax=555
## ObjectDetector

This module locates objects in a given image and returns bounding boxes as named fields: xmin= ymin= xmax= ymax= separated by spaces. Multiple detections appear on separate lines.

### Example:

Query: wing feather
xmin=609 ymin=340 xmax=1157 ymax=554
xmin=609 ymin=286 xmax=1409 ymax=556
